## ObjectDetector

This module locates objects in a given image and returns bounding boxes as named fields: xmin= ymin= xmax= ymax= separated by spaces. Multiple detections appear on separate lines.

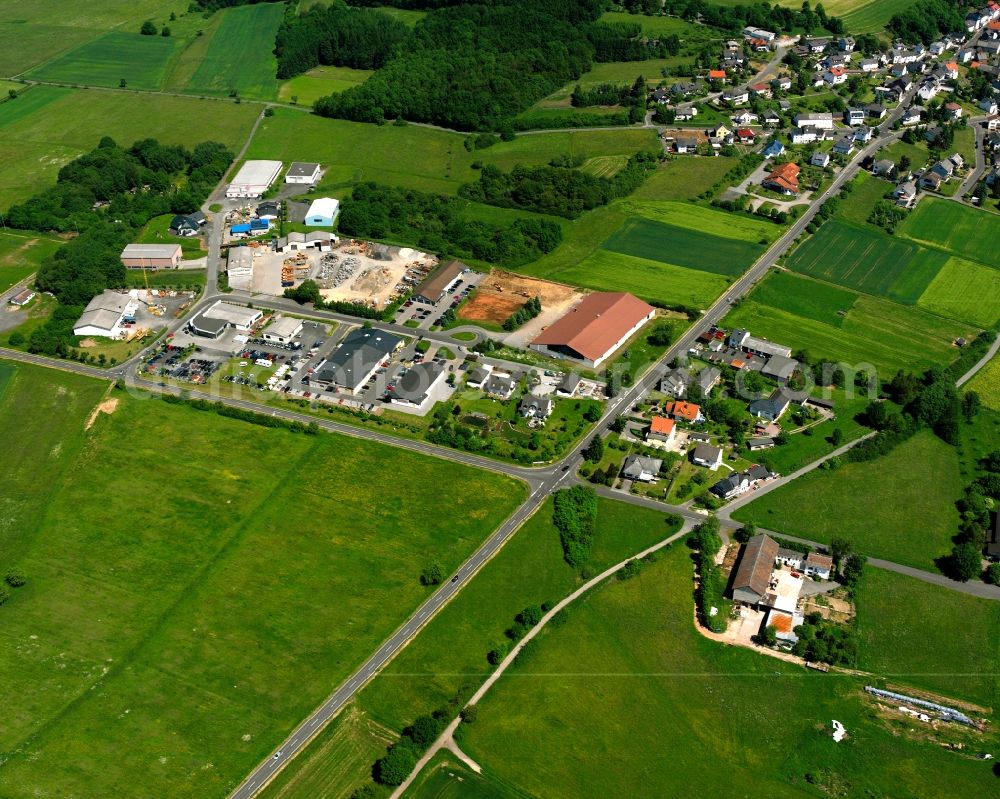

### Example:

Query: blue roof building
xmin=762 ymin=139 xmax=785 ymax=159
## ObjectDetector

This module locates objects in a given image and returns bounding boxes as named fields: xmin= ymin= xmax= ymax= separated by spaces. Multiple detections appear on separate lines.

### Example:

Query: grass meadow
xmin=855 ymin=568 xmax=1000 ymax=708
xmin=624 ymin=199 xmax=779 ymax=243
xmin=733 ymin=430 xmax=962 ymax=570
xmin=0 ymin=230 xmax=62 ymax=291
xmin=630 ymin=155 xmax=737 ymax=201
xmin=752 ymin=270 xmax=857 ymax=325
xmin=261 ymin=496 xmax=682 ymax=799
xmin=26 ymin=31 xmax=177 ymax=90
xmin=0 ymin=368 xmax=524 ymax=799
xmin=184 ymin=3 xmax=284 ymax=99
xmin=457 ymin=545 xmax=997 ymax=799
xmin=0 ymin=87 xmax=257 ymax=207
xmin=900 ymin=197 xmax=1000 ymax=265
xmin=136 ymin=213 xmax=206 ymax=259
xmin=278 ymin=65 xmax=374 ymax=106
xmin=917 ymin=256 xmax=1000 ymax=328
xmin=966 ymin=355 xmax=1000 ymax=410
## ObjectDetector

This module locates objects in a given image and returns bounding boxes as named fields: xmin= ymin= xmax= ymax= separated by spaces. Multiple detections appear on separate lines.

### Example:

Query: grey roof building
xmin=731 ymin=534 xmax=780 ymax=605
xmin=387 ymin=362 xmax=444 ymax=406
xmin=760 ymin=355 xmax=799 ymax=381
xmin=622 ymin=455 xmax=663 ymax=482
xmin=316 ymin=328 xmax=402 ymax=393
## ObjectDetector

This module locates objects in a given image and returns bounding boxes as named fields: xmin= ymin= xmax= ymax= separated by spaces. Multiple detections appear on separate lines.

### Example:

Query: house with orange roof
xmin=708 ymin=69 xmax=727 ymax=82
xmin=664 ymin=400 xmax=704 ymax=423
xmin=646 ymin=416 xmax=677 ymax=447
xmin=762 ymin=162 xmax=800 ymax=196
xmin=943 ymin=61 xmax=959 ymax=79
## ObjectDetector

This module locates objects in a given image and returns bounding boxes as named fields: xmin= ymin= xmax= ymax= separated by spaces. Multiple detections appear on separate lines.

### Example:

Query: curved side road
xmin=390 ymin=520 xmax=695 ymax=797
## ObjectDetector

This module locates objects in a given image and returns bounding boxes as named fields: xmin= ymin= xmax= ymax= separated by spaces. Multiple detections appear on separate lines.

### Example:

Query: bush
xmin=140 ymin=19 xmax=157 ymax=35
xmin=420 ymin=563 xmax=444 ymax=586
xmin=374 ymin=743 xmax=416 ymax=786
xmin=460 ymin=704 xmax=478 ymax=724
xmin=5 ymin=570 xmax=25 ymax=588
xmin=0 ymin=586 xmax=9 ymax=606
xmin=552 ymin=485 xmax=598 ymax=569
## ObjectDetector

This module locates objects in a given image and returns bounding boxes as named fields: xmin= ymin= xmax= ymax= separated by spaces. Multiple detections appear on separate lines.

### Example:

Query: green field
xmin=185 ymin=3 xmax=284 ymax=99
xmin=26 ymin=31 xmax=178 ymax=90
xmin=0 ymin=88 xmax=258 ymax=208
xmin=0 ymin=366 xmax=524 ymax=798
xmin=579 ymin=154 xmax=628 ymax=177
xmin=0 ymin=230 xmax=62 ymax=291
xmin=457 ymin=545 xmax=997 ymax=799
xmin=602 ymin=217 xmax=765 ymax=277
xmin=278 ymin=65 xmax=374 ymax=106
xmin=625 ymin=199 xmax=779 ymax=243
xmin=752 ymin=270 xmax=857 ymax=325
xmin=786 ymin=220 xmax=947 ymax=303
xmin=918 ymin=256 xmax=1000 ymax=328
xmin=261 ymin=496 xmax=682 ymax=799
xmin=731 ymin=0 xmax=920 ymax=32
xmin=834 ymin=172 xmax=894 ymax=227
xmin=405 ymin=753 xmax=512 ymax=799
xmin=545 ymin=248 xmax=729 ymax=307
xmin=0 ymin=84 xmax=72 ymax=130
xmin=725 ymin=274 xmax=975 ymax=372
xmin=855 ymin=569 xmax=1000 ymax=708
xmin=966 ymin=354 xmax=1000 ymax=410
xmin=733 ymin=431 xmax=962 ymax=570
xmin=900 ymin=197 xmax=1000 ymax=266
xmin=630 ymin=156 xmax=737 ymax=201
xmin=136 ymin=213 xmax=206 ymax=259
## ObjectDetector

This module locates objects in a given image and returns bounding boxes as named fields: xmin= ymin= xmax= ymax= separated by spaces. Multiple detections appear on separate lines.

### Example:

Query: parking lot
xmin=393 ymin=271 xmax=485 ymax=330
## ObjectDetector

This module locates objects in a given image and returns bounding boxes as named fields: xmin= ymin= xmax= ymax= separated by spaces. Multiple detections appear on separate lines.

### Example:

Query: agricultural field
xmin=733 ymin=430 xmax=963 ymax=571
xmin=630 ymin=155 xmax=737 ymax=201
xmin=0 ymin=88 xmax=258 ymax=208
xmin=25 ymin=31 xmax=177 ymax=91
xmin=260 ymin=496 xmax=681 ymax=799
xmin=965 ymin=355 xmax=1000 ymax=411
xmin=785 ymin=220 xmax=947 ymax=304
xmin=625 ymin=199 xmax=779 ymax=244
xmin=855 ymin=569 xmax=1000 ymax=708
xmin=278 ymin=65 xmax=374 ymax=106
xmin=725 ymin=271 xmax=975 ymax=373
xmin=405 ymin=753 xmax=510 ymax=799
xmin=917 ymin=256 xmax=1000 ymax=328
xmin=731 ymin=0 xmax=920 ymax=32
xmin=546 ymin=248 xmax=729 ymax=308
xmin=0 ymin=370 xmax=525 ymax=799
xmin=899 ymin=197 xmax=1000 ymax=265
xmin=457 ymin=546 xmax=997 ymax=799
xmin=752 ymin=270 xmax=857 ymax=325
xmin=0 ymin=230 xmax=62 ymax=292
xmin=184 ymin=3 xmax=284 ymax=100
xmin=579 ymin=154 xmax=629 ymax=177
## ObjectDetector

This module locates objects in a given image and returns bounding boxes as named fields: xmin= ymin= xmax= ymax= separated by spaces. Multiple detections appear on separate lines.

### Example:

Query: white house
xmin=793 ymin=112 xmax=834 ymax=130
xmin=811 ymin=151 xmax=831 ymax=167
xmin=622 ymin=455 xmax=663 ymax=483
xmin=304 ymin=197 xmax=340 ymax=227
xmin=691 ymin=443 xmax=723 ymax=470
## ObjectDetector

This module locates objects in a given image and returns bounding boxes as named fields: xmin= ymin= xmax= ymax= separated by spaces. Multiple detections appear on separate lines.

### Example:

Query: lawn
xmin=630 ymin=156 xmax=737 ymax=201
xmin=917 ymin=256 xmax=1000 ymax=328
xmin=457 ymin=545 xmax=997 ymax=799
xmin=966 ymin=354 xmax=1000 ymax=411
xmin=785 ymin=220 xmax=947 ymax=304
xmin=0 ymin=230 xmax=62 ymax=291
xmin=26 ymin=31 xmax=179 ymax=90
xmin=0 ymin=89 xmax=258 ymax=208
xmin=733 ymin=430 xmax=963 ymax=570
xmin=277 ymin=65 xmax=374 ymax=106
xmin=404 ymin=753 xmax=514 ymax=799
xmin=0 ymin=84 xmax=72 ymax=130
xmin=136 ymin=213 xmax=206 ymax=259
xmin=184 ymin=3 xmax=285 ymax=99
xmin=752 ymin=270 xmax=857 ymax=326
xmin=899 ymin=197 xmax=1000 ymax=266
xmin=260 ymin=495 xmax=682 ymax=799
xmin=0 ymin=376 xmax=525 ymax=798
xmin=602 ymin=216 xmax=765 ymax=277
xmin=545 ymin=248 xmax=729 ymax=308
xmin=834 ymin=172 xmax=893 ymax=227
xmin=855 ymin=568 xmax=1000 ymax=708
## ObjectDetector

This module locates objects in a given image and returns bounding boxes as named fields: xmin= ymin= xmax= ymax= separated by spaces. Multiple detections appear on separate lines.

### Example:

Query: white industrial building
xmin=73 ymin=292 xmax=139 ymax=338
xmin=226 ymin=160 xmax=283 ymax=198
xmin=304 ymin=197 xmax=340 ymax=226
xmin=226 ymin=247 xmax=255 ymax=292
xmin=263 ymin=316 xmax=303 ymax=344
xmin=275 ymin=230 xmax=337 ymax=253
xmin=188 ymin=300 xmax=263 ymax=338
xmin=285 ymin=162 xmax=321 ymax=184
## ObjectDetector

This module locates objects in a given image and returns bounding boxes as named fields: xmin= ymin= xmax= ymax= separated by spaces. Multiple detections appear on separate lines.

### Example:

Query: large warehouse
xmin=226 ymin=160 xmax=283 ymax=198
xmin=120 ymin=243 xmax=182 ymax=270
xmin=73 ymin=292 xmax=138 ymax=338
xmin=315 ymin=327 xmax=402 ymax=394
xmin=529 ymin=291 xmax=655 ymax=368
xmin=414 ymin=259 xmax=467 ymax=304
xmin=304 ymin=197 xmax=340 ymax=226
xmin=188 ymin=300 xmax=263 ymax=339
xmin=226 ymin=247 xmax=255 ymax=292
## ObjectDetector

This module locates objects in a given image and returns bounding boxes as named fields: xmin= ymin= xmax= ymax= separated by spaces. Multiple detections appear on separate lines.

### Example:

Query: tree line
xmin=5 ymin=137 xmax=233 ymax=356
xmin=691 ymin=516 xmax=727 ymax=633
xmin=553 ymin=485 xmax=598 ymax=570
xmin=458 ymin=151 xmax=659 ymax=218
xmin=335 ymin=181 xmax=563 ymax=266
xmin=660 ymin=0 xmax=844 ymax=36
xmin=503 ymin=295 xmax=541 ymax=331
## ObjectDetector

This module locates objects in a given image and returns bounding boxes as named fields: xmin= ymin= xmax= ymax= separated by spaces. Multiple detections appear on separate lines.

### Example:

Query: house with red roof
xmin=708 ymin=69 xmax=727 ymax=82
xmin=762 ymin=162 xmax=800 ymax=196
xmin=646 ymin=416 xmax=677 ymax=447
xmin=735 ymin=128 xmax=756 ymax=144
xmin=664 ymin=400 xmax=704 ymax=423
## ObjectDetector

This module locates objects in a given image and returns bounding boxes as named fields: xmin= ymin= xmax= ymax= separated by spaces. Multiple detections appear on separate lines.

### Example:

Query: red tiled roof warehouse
xmin=530 ymin=292 xmax=656 ymax=368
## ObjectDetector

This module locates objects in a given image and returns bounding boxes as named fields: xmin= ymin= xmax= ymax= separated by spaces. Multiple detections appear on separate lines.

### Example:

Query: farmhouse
xmin=530 ymin=292 xmax=655 ymax=369
xmin=120 ymin=243 xmax=182 ymax=270
xmin=285 ymin=162 xmax=321 ymax=184
xmin=763 ymin=162 xmax=800 ymax=195
xmin=73 ymin=292 xmax=138 ymax=338
xmin=263 ymin=316 xmax=303 ymax=345
xmin=387 ymin=362 xmax=446 ymax=409
xmin=415 ymin=259 xmax=467 ymax=304
xmin=304 ymin=197 xmax=340 ymax=227
xmin=519 ymin=394 xmax=554 ymax=421
xmin=315 ymin=327 xmax=403 ymax=394
xmin=691 ymin=443 xmax=723 ymax=470
xmin=646 ymin=416 xmax=676 ymax=446
xmin=188 ymin=301 xmax=263 ymax=339
xmin=226 ymin=160 xmax=282 ymax=199
xmin=731 ymin=534 xmax=780 ymax=605
xmin=226 ymin=246 xmax=255 ymax=291
xmin=622 ymin=455 xmax=663 ymax=483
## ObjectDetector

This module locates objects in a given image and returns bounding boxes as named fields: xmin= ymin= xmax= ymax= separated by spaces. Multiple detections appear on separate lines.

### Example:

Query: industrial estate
xmin=0 ymin=2 xmax=999 ymax=799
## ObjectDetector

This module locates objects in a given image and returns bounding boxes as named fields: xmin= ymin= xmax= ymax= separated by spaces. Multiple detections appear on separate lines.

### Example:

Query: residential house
xmin=484 ymin=372 xmax=517 ymax=400
xmin=674 ymin=105 xmax=698 ymax=122
xmin=736 ymin=127 xmax=757 ymax=144
xmin=865 ymin=102 xmax=887 ymax=120
xmin=622 ymin=455 xmax=663 ymax=483
xmin=519 ymin=394 xmax=554 ymax=421
xmin=650 ymin=87 xmax=670 ymax=104
xmin=981 ymin=98 xmax=999 ymax=114
xmin=945 ymin=101 xmax=963 ymax=119
xmin=675 ymin=137 xmax=700 ymax=155
xmin=838 ymin=36 xmax=855 ymax=52
xmin=708 ymin=69 xmax=728 ymax=82
xmin=731 ymin=110 xmax=758 ymax=126
xmin=659 ymin=367 xmax=692 ymax=397
xmin=929 ymin=159 xmax=956 ymax=181
xmin=894 ymin=180 xmax=918 ymax=207
xmin=750 ymin=82 xmax=772 ymax=98
xmin=556 ymin=372 xmax=581 ymax=398
xmin=805 ymin=37 xmax=829 ymax=54
xmin=691 ymin=443 xmax=723 ymax=470
xmin=873 ymin=159 xmax=897 ymax=178
xmin=811 ymin=151 xmax=831 ymax=168
xmin=748 ymin=436 xmax=776 ymax=451
xmin=804 ymin=552 xmax=834 ymax=580
xmin=853 ymin=126 xmax=873 ymax=144
xmin=859 ymin=58 xmax=880 ymax=72
xmin=466 ymin=367 xmax=491 ymax=389
xmin=824 ymin=65 xmax=848 ymax=85
xmin=844 ymin=107 xmax=865 ymax=126
xmin=169 ymin=213 xmax=204 ymax=236
xmin=902 ymin=107 xmax=923 ymax=126
xmin=917 ymin=80 xmax=941 ymax=101
xmin=665 ymin=400 xmax=704 ymax=423
xmin=709 ymin=465 xmax=769 ymax=500
xmin=762 ymin=108 xmax=781 ymax=127
xmin=791 ymin=126 xmax=819 ymax=145
xmin=711 ymin=123 xmax=732 ymax=140
xmin=772 ymin=76 xmax=792 ymax=92
xmin=762 ymin=139 xmax=786 ymax=158
xmin=748 ymin=389 xmax=794 ymax=422
xmin=943 ymin=61 xmax=960 ymax=80
xmin=695 ymin=367 xmax=721 ymax=396
xmin=763 ymin=162 xmax=801 ymax=195
xmin=646 ymin=416 xmax=677 ymax=447
xmin=722 ymin=86 xmax=750 ymax=106
xmin=833 ymin=137 xmax=855 ymax=156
